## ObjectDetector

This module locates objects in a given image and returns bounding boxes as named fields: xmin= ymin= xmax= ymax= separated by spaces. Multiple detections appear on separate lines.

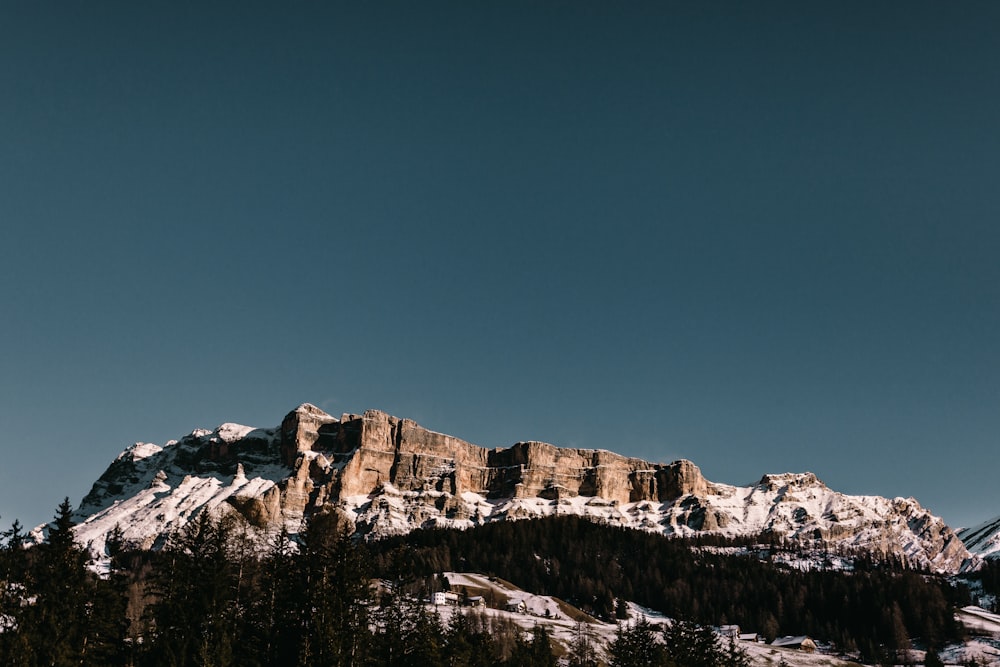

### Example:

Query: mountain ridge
xmin=65 ymin=403 xmax=978 ymax=574
xmin=959 ymin=515 xmax=1000 ymax=561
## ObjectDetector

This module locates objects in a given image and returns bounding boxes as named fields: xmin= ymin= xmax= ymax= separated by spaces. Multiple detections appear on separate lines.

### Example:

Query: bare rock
xmin=279 ymin=403 xmax=341 ymax=466
xmin=70 ymin=403 xmax=979 ymax=575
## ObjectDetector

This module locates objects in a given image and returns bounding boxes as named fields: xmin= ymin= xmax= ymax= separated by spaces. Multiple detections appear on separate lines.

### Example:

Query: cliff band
xmin=70 ymin=404 xmax=974 ymax=574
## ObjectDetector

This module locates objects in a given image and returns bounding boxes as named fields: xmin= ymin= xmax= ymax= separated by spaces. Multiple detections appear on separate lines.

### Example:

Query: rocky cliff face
xmin=70 ymin=404 xmax=976 ymax=574
xmin=959 ymin=515 xmax=1000 ymax=560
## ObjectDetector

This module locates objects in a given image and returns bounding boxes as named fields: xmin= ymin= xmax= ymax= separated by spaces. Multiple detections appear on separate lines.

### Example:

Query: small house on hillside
xmin=739 ymin=633 xmax=761 ymax=643
xmin=505 ymin=599 xmax=527 ymax=614
xmin=466 ymin=595 xmax=486 ymax=608
xmin=718 ymin=625 xmax=740 ymax=638
xmin=772 ymin=636 xmax=817 ymax=652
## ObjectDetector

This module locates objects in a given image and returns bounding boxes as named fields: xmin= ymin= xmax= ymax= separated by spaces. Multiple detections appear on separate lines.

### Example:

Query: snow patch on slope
xmin=430 ymin=574 xmax=866 ymax=667
xmin=73 ymin=469 xmax=279 ymax=554
xmin=960 ymin=516 xmax=1000 ymax=560
xmin=68 ymin=422 xmax=286 ymax=555
xmin=341 ymin=476 xmax=969 ymax=573
xmin=115 ymin=442 xmax=162 ymax=462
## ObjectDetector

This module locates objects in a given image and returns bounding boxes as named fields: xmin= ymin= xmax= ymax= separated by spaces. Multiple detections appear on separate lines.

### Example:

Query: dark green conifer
xmin=662 ymin=618 xmax=720 ymax=667
xmin=29 ymin=498 xmax=92 ymax=666
xmin=610 ymin=618 xmax=667 ymax=667
xmin=295 ymin=510 xmax=372 ymax=666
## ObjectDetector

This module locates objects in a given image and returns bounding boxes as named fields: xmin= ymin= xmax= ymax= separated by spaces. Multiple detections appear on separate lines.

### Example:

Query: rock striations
xmin=958 ymin=515 xmax=1000 ymax=561
xmin=71 ymin=404 xmax=975 ymax=574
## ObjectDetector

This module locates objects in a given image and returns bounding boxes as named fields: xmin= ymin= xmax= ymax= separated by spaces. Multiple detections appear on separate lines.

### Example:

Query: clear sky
xmin=2 ymin=2 xmax=998 ymax=532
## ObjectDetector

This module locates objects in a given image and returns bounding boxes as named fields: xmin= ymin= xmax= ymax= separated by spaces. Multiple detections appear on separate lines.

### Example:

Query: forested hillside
xmin=0 ymin=502 xmax=972 ymax=666
xmin=367 ymin=516 xmax=967 ymax=660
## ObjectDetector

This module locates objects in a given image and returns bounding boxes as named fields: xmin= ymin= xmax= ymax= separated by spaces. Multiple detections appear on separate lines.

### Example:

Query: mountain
xmin=960 ymin=515 xmax=1000 ymax=560
xmin=68 ymin=403 xmax=975 ymax=574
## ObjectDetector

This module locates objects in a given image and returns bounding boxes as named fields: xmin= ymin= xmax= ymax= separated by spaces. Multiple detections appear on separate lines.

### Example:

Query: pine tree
xmin=26 ymin=498 xmax=93 ymax=666
xmin=252 ymin=526 xmax=298 ymax=665
xmin=405 ymin=603 xmax=444 ymax=666
xmin=443 ymin=608 xmax=477 ymax=667
xmin=662 ymin=618 xmax=722 ymax=667
xmin=295 ymin=510 xmax=372 ymax=666
xmin=567 ymin=621 xmax=599 ymax=667
xmin=610 ymin=619 xmax=667 ymax=667
xmin=447 ymin=608 xmax=504 ymax=667
xmin=372 ymin=584 xmax=412 ymax=665
xmin=925 ymin=647 xmax=945 ymax=667
xmin=144 ymin=511 xmax=239 ymax=667
xmin=528 ymin=624 xmax=557 ymax=667
xmin=488 ymin=614 xmax=525 ymax=663
xmin=722 ymin=635 xmax=751 ymax=667
xmin=887 ymin=601 xmax=913 ymax=664
xmin=0 ymin=519 xmax=31 ymax=666
xmin=0 ymin=498 xmax=127 ymax=667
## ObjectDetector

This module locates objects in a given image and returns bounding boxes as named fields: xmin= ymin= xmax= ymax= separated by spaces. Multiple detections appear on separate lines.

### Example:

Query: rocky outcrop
xmin=262 ymin=406 xmax=691 ymax=511
xmin=277 ymin=407 xmax=718 ymax=506
xmin=68 ymin=404 xmax=978 ymax=574
xmin=280 ymin=403 xmax=344 ymax=466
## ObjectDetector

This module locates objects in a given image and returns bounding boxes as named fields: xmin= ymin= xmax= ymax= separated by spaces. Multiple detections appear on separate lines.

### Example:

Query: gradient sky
xmin=2 ymin=2 xmax=998 ymax=532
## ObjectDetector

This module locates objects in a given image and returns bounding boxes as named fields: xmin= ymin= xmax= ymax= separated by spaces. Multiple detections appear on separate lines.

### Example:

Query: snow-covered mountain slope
xmin=959 ymin=516 xmax=1000 ymax=560
xmin=66 ymin=404 xmax=975 ymax=574
xmin=947 ymin=607 xmax=1000 ymax=666
xmin=418 ymin=573 xmax=868 ymax=667
xmin=68 ymin=422 xmax=288 ymax=552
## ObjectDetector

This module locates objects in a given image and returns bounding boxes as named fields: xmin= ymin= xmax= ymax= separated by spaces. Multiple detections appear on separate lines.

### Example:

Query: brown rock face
xmin=659 ymin=459 xmax=710 ymax=500
xmin=276 ymin=406 xmax=714 ymax=514
xmin=226 ymin=486 xmax=283 ymax=529
xmin=280 ymin=404 xmax=341 ymax=466
xmin=74 ymin=403 xmax=978 ymax=574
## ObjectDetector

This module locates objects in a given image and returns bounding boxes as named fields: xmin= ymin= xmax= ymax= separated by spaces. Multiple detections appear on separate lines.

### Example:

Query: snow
xmin=740 ymin=642 xmax=860 ymax=666
xmin=337 ymin=473 xmax=968 ymax=573
xmin=64 ymin=412 xmax=973 ymax=578
xmin=216 ymin=423 xmax=257 ymax=442
xmin=772 ymin=636 xmax=812 ymax=648
xmin=927 ymin=606 xmax=1000 ymax=666
xmin=941 ymin=638 xmax=1000 ymax=666
xmin=443 ymin=572 xmax=568 ymax=620
xmin=958 ymin=606 xmax=1000 ymax=636
xmin=72 ymin=467 xmax=284 ymax=557
xmin=64 ymin=421 xmax=287 ymax=557
xmin=959 ymin=515 xmax=1000 ymax=560
xmin=115 ymin=442 xmax=162 ymax=462
xmin=26 ymin=407 xmax=999 ymax=666
xmin=424 ymin=574 xmax=864 ymax=667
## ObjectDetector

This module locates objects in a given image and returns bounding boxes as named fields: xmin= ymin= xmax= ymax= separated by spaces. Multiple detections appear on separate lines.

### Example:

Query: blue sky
xmin=2 ymin=2 xmax=998 ymax=531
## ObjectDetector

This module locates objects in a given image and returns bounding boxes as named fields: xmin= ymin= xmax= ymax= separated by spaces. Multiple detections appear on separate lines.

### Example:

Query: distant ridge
xmin=63 ymin=403 xmax=976 ymax=574
xmin=959 ymin=515 xmax=1000 ymax=560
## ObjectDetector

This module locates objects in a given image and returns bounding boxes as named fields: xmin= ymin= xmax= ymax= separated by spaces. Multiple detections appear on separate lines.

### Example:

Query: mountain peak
xmin=756 ymin=471 xmax=825 ymax=491
xmin=68 ymin=404 xmax=977 ymax=574
xmin=292 ymin=402 xmax=330 ymax=416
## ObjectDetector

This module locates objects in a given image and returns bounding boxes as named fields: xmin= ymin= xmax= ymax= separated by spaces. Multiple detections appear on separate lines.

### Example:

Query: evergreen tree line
xmin=0 ymin=501 xmax=561 ymax=667
xmin=0 ymin=503 xmax=972 ymax=666
xmin=608 ymin=618 xmax=751 ymax=667
xmin=970 ymin=558 xmax=1000 ymax=612
xmin=366 ymin=516 xmax=968 ymax=661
